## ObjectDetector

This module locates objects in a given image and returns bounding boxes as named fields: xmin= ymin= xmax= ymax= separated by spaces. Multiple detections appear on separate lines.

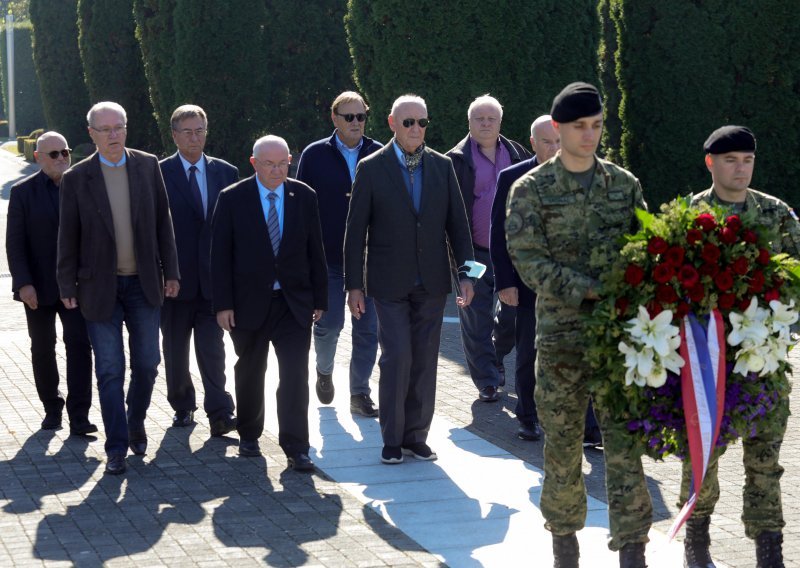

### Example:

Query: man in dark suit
xmin=57 ymin=102 xmax=180 ymax=475
xmin=211 ymin=135 xmax=327 ymax=472
xmin=6 ymin=131 xmax=95 ymax=434
xmin=159 ymin=104 xmax=238 ymax=435
xmin=344 ymin=94 xmax=475 ymax=465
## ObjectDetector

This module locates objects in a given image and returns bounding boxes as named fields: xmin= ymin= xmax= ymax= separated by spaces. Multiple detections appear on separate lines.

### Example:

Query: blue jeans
xmin=85 ymin=276 xmax=161 ymax=456
xmin=313 ymin=265 xmax=378 ymax=396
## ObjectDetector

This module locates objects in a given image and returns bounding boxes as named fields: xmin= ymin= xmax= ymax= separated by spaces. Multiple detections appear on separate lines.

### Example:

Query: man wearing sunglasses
xmin=6 ymin=132 xmax=95 ymax=435
xmin=297 ymin=91 xmax=382 ymax=418
xmin=344 ymin=94 xmax=475 ymax=465
xmin=446 ymin=95 xmax=531 ymax=406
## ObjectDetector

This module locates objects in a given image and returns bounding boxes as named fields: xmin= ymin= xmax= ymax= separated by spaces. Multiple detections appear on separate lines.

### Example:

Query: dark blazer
xmin=57 ymin=149 xmax=180 ymax=322
xmin=296 ymin=131 xmax=382 ymax=267
xmin=210 ymin=176 xmax=328 ymax=330
xmin=446 ymin=133 xmax=532 ymax=236
xmin=344 ymin=142 xmax=474 ymax=300
xmin=159 ymin=153 xmax=238 ymax=301
xmin=6 ymin=170 xmax=63 ymax=305
xmin=489 ymin=156 xmax=539 ymax=308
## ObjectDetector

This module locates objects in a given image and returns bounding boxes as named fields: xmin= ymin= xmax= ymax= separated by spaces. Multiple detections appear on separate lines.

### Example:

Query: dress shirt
xmin=335 ymin=133 xmax=363 ymax=182
xmin=257 ymin=179 xmax=285 ymax=290
xmin=469 ymin=136 xmax=510 ymax=248
xmin=99 ymin=152 xmax=127 ymax=167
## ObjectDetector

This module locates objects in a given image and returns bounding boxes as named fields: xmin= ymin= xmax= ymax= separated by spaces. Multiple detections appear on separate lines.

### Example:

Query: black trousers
xmin=373 ymin=286 xmax=447 ymax=447
xmin=161 ymin=297 xmax=233 ymax=420
xmin=229 ymin=292 xmax=310 ymax=456
xmin=24 ymin=301 xmax=92 ymax=420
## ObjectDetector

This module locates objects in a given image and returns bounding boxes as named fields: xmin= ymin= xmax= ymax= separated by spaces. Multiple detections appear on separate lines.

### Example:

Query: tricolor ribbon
xmin=668 ymin=309 xmax=726 ymax=540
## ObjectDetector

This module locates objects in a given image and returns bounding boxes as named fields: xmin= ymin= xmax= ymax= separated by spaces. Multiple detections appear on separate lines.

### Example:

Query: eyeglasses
xmin=91 ymin=125 xmax=127 ymax=136
xmin=176 ymin=128 xmax=207 ymax=137
xmin=45 ymin=149 xmax=71 ymax=159
xmin=335 ymin=112 xmax=367 ymax=123
xmin=401 ymin=118 xmax=430 ymax=128
xmin=255 ymin=158 xmax=290 ymax=170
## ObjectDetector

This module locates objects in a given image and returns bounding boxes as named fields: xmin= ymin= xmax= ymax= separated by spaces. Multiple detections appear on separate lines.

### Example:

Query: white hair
xmin=253 ymin=134 xmax=290 ymax=157
xmin=87 ymin=101 xmax=127 ymax=126
xmin=468 ymin=94 xmax=503 ymax=119
xmin=530 ymin=114 xmax=552 ymax=138
xmin=390 ymin=94 xmax=427 ymax=117
xmin=35 ymin=131 xmax=67 ymax=151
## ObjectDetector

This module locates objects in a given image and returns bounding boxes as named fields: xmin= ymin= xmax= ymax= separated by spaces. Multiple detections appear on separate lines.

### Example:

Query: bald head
xmin=251 ymin=135 xmax=292 ymax=190
xmin=34 ymin=131 xmax=71 ymax=184
xmin=530 ymin=115 xmax=560 ymax=163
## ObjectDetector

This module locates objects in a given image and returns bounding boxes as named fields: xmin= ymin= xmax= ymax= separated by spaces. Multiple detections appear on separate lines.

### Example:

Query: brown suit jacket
xmin=57 ymin=149 xmax=180 ymax=321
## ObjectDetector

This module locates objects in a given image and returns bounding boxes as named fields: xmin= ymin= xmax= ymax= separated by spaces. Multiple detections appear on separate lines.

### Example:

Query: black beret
xmin=551 ymin=82 xmax=603 ymax=123
xmin=703 ymin=125 xmax=756 ymax=154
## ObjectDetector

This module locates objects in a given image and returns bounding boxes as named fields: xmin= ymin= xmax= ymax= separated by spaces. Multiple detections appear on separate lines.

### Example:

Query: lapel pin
xmin=289 ymin=192 xmax=295 ymax=197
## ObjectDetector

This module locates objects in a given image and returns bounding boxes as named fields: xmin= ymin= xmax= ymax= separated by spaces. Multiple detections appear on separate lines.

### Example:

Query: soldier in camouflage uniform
xmin=506 ymin=82 xmax=650 ymax=568
xmin=682 ymin=125 xmax=799 ymax=568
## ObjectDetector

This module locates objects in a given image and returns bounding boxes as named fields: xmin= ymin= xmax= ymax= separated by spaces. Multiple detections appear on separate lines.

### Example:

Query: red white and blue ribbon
xmin=668 ymin=309 xmax=726 ymax=540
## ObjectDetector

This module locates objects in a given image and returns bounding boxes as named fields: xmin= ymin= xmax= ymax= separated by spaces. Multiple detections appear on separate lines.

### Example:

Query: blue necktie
xmin=188 ymin=165 xmax=204 ymax=217
xmin=267 ymin=192 xmax=280 ymax=256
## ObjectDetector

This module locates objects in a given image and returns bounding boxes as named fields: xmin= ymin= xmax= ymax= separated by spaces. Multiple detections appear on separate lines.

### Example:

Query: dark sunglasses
xmin=335 ymin=112 xmax=367 ymax=123
xmin=401 ymin=118 xmax=430 ymax=128
xmin=46 ymin=149 xmax=71 ymax=159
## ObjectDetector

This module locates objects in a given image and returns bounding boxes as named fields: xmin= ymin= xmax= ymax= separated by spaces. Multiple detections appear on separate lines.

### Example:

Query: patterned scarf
xmin=400 ymin=141 xmax=425 ymax=174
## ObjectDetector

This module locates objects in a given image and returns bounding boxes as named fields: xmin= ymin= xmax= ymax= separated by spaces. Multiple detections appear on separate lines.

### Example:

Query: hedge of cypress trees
xmin=612 ymin=1 xmax=800 ymax=209
xmin=345 ymin=0 xmax=599 ymax=151
xmin=0 ymin=21 xmax=45 ymax=133
xmin=597 ymin=0 xmax=621 ymax=162
xmin=29 ymin=0 xmax=90 ymax=146
xmin=133 ymin=0 xmax=177 ymax=152
xmin=77 ymin=0 xmax=160 ymax=153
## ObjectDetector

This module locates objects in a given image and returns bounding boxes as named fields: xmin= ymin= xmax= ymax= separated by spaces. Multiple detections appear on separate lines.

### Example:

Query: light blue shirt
xmin=98 ymin=152 xmax=127 ymax=167
xmin=179 ymin=153 xmax=208 ymax=213
xmin=257 ymin=179 xmax=285 ymax=290
xmin=392 ymin=140 xmax=406 ymax=168
xmin=335 ymin=133 xmax=363 ymax=182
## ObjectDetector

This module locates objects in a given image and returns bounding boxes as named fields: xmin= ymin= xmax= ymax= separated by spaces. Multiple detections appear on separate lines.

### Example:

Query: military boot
xmin=552 ymin=532 xmax=579 ymax=568
xmin=684 ymin=516 xmax=715 ymax=567
xmin=619 ymin=542 xmax=647 ymax=568
xmin=755 ymin=532 xmax=784 ymax=568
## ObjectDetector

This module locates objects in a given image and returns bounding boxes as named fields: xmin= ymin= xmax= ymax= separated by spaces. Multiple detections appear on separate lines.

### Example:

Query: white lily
xmin=733 ymin=344 xmax=766 ymax=376
xmin=619 ymin=341 xmax=656 ymax=378
xmin=624 ymin=366 xmax=646 ymax=387
xmin=627 ymin=306 xmax=679 ymax=357
xmin=728 ymin=298 xmax=770 ymax=346
xmin=644 ymin=360 xmax=668 ymax=388
xmin=662 ymin=349 xmax=685 ymax=375
xmin=769 ymin=299 xmax=799 ymax=334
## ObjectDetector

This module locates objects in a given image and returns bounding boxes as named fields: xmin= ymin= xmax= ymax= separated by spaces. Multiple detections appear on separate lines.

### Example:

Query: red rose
xmin=653 ymin=262 xmax=676 ymax=283
xmin=756 ymin=248 xmax=770 ymax=266
xmin=714 ymin=269 xmax=734 ymax=291
xmin=765 ymin=288 xmax=780 ymax=302
xmin=647 ymin=301 xmax=663 ymax=317
xmin=718 ymin=293 xmax=736 ymax=310
xmin=701 ymin=243 xmax=721 ymax=263
xmin=731 ymin=257 xmax=749 ymax=275
xmin=647 ymin=236 xmax=669 ymax=255
xmin=742 ymin=229 xmax=758 ymax=244
xmin=676 ymin=302 xmax=691 ymax=317
xmin=656 ymin=284 xmax=679 ymax=304
xmin=686 ymin=229 xmax=704 ymax=245
xmin=719 ymin=227 xmax=738 ymax=244
xmin=695 ymin=213 xmax=717 ymax=232
xmin=624 ymin=264 xmax=645 ymax=287
xmin=748 ymin=270 xmax=765 ymax=293
xmin=699 ymin=263 xmax=720 ymax=277
xmin=678 ymin=265 xmax=699 ymax=289
xmin=664 ymin=246 xmax=685 ymax=267
xmin=688 ymin=283 xmax=705 ymax=302
xmin=738 ymin=298 xmax=753 ymax=311
xmin=615 ymin=297 xmax=630 ymax=316
xmin=725 ymin=215 xmax=742 ymax=233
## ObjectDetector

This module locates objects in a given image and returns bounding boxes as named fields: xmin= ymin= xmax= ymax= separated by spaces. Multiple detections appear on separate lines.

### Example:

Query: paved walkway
xmin=0 ymin=150 xmax=797 ymax=567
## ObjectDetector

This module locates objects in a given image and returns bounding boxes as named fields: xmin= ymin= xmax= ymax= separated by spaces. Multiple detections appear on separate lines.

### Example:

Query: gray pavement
xmin=0 ymin=148 xmax=797 ymax=567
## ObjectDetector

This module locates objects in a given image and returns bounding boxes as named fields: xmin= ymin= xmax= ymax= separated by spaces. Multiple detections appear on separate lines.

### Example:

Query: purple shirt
xmin=470 ymin=136 xmax=511 ymax=248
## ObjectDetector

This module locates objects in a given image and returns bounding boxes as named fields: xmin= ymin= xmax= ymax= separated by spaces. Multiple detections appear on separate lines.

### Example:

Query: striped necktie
xmin=267 ymin=191 xmax=280 ymax=256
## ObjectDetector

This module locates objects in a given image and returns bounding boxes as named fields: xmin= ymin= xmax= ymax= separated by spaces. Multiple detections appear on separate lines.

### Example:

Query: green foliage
xmin=612 ymin=1 xmax=800 ymax=209
xmin=77 ymin=0 xmax=160 ymax=153
xmin=345 ymin=0 xmax=599 ymax=151
xmin=597 ymin=0 xmax=622 ymax=161
xmin=133 ymin=0 xmax=176 ymax=152
xmin=0 ymin=21 xmax=45 ymax=133
xmin=263 ymin=0 xmax=355 ymax=153
xmin=171 ymin=0 xmax=270 ymax=170
xmin=0 ymin=0 xmax=30 ymax=21
xmin=29 ymin=0 xmax=91 ymax=147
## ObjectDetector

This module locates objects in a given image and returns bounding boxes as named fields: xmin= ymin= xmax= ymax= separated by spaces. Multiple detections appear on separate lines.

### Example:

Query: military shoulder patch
xmin=506 ymin=211 xmax=524 ymax=235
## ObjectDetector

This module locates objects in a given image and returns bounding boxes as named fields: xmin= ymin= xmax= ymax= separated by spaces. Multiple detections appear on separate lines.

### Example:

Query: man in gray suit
xmin=344 ymin=94 xmax=475 ymax=465
xmin=58 ymin=101 xmax=180 ymax=475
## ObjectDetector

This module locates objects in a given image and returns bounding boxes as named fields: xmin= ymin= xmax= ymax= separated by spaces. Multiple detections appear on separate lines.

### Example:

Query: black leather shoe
xmin=105 ymin=455 xmax=126 ymax=475
xmin=128 ymin=428 xmax=147 ymax=456
xmin=583 ymin=426 xmax=603 ymax=450
xmin=517 ymin=421 xmax=542 ymax=441
xmin=287 ymin=453 xmax=315 ymax=472
xmin=172 ymin=410 xmax=194 ymax=428
xmin=210 ymin=413 xmax=237 ymax=437
xmin=350 ymin=394 xmax=378 ymax=417
xmin=478 ymin=385 xmax=499 ymax=402
xmin=316 ymin=371 xmax=334 ymax=404
xmin=239 ymin=439 xmax=261 ymax=457
xmin=69 ymin=419 xmax=98 ymax=436
xmin=41 ymin=412 xmax=62 ymax=430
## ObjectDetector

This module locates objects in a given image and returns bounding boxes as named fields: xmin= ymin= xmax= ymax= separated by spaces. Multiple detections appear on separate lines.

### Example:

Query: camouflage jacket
xmin=506 ymin=155 xmax=646 ymax=342
xmin=692 ymin=187 xmax=800 ymax=257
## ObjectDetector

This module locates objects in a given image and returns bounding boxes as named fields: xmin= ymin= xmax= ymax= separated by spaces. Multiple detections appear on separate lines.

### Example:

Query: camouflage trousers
xmin=679 ymin=396 xmax=789 ymax=539
xmin=536 ymin=339 xmax=652 ymax=550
